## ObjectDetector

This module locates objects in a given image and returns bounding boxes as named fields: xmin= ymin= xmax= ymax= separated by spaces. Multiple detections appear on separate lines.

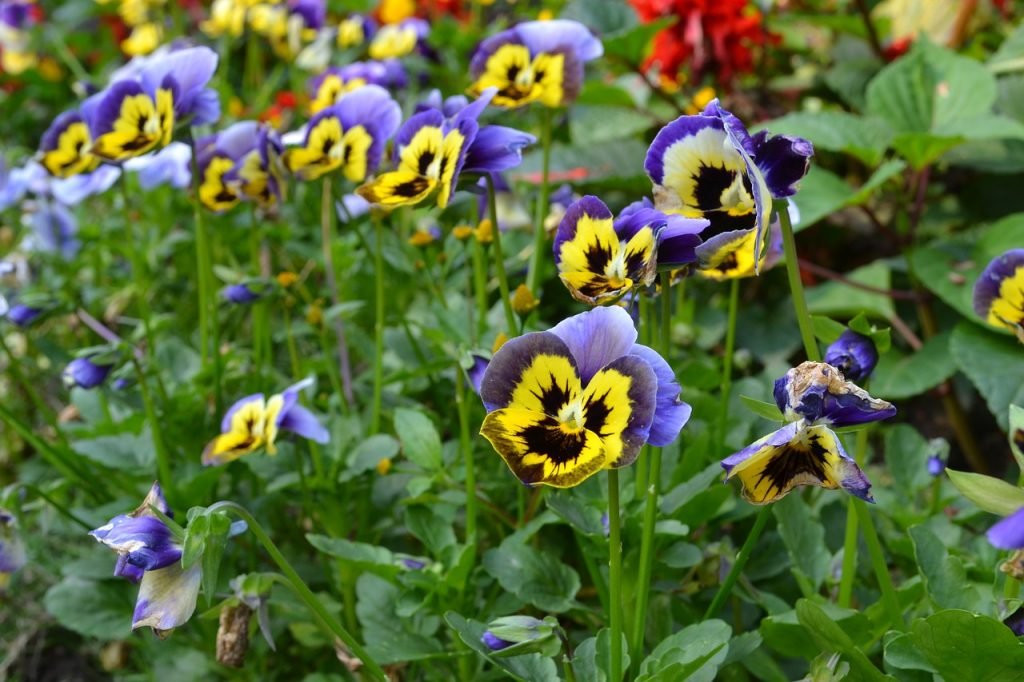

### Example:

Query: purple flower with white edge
xmin=469 ymin=20 xmax=603 ymax=108
xmin=773 ymin=361 xmax=896 ymax=427
xmin=203 ymin=377 xmax=330 ymax=466
xmin=63 ymin=354 xmax=116 ymax=389
xmin=645 ymin=99 xmax=812 ymax=276
xmin=478 ymin=306 xmax=690 ymax=487
xmin=824 ymin=329 xmax=879 ymax=383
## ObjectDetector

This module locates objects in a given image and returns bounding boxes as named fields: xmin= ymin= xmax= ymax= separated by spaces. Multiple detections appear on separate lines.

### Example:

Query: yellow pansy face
xmin=41 ymin=121 xmax=100 ymax=178
xmin=470 ymin=44 xmax=565 ymax=109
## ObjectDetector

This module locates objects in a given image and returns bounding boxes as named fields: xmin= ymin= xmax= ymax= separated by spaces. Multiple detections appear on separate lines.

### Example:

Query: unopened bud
xmin=511 ymin=284 xmax=538 ymax=316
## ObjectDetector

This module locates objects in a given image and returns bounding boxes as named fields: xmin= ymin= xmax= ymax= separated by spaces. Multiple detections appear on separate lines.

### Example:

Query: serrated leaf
xmin=637 ymin=620 xmax=731 ymax=682
xmin=945 ymin=469 xmax=1024 ymax=516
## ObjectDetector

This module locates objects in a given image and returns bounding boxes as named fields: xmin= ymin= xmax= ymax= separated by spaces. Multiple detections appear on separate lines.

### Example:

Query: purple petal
xmin=479 ymin=331 xmax=579 ymax=413
xmin=548 ymin=306 xmax=638 ymax=384
xmin=515 ymin=20 xmax=603 ymax=62
xmin=751 ymin=131 xmax=814 ymax=199
xmin=462 ymin=125 xmax=536 ymax=175
xmin=823 ymin=330 xmax=879 ymax=383
xmin=988 ymin=507 xmax=1024 ymax=550
xmin=220 ymin=394 xmax=265 ymax=432
xmin=466 ymin=354 xmax=489 ymax=395
xmin=50 ymin=166 xmax=121 ymax=206
xmin=552 ymin=195 xmax=614 ymax=270
xmin=132 ymin=562 xmax=201 ymax=633
xmin=279 ymin=404 xmax=329 ymax=443
xmin=335 ymin=84 xmax=402 ymax=174
xmin=90 ymin=515 xmax=181 ymax=572
xmin=140 ymin=46 xmax=219 ymax=118
xmin=973 ymin=249 xmax=1024 ymax=321
xmin=630 ymin=344 xmax=691 ymax=446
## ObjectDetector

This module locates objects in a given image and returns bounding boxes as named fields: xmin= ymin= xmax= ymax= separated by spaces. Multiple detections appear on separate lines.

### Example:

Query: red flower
xmin=276 ymin=91 xmax=298 ymax=110
xmin=630 ymin=0 xmax=776 ymax=87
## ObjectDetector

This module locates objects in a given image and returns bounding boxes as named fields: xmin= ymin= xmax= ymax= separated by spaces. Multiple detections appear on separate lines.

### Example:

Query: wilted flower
xmin=824 ymin=329 xmax=880 ymax=383
xmin=89 ymin=483 xmax=198 ymax=634
xmin=478 ymin=306 xmax=690 ymax=487
xmin=723 ymin=362 xmax=895 ymax=505
xmin=63 ymin=354 xmax=116 ymax=389
xmin=283 ymin=85 xmax=401 ymax=182
xmin=973 ymin=248 xmax=1024 ymax=343
xmin=645 ymin=100 xmax=812 ymax=275
xmin=468 ymin=20 xmax=603 ymax=108
xmin=203 ymin=377 xmax=330 ymax=466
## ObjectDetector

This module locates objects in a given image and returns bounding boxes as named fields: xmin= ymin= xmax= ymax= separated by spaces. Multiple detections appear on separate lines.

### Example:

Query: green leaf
xmin=883 ymin=632 xmax=938 ymax=675
xmin=909 ymin=525 xmax=983 ymax=612
xmin=201 ymin=511 xmax=231 ymax=605
xmin=482 ymin=539 xmax=580 ymax=613
xmin=660 ymin=542 xmax=702 ymax=569
xmin=356 ymin=574 xmax=443 ymax=664
xmin=404 ymin=505 xmax=456 ymax=557
xmin=761 ymin=604 xmax=873 ymax=660
xmin=871 ymin=331 xmax=955 ymax=400
xmin=739 ymin=395 xmax=784 ymax=422
xmin=661 ymin=463 xmax=724 ymax=514
xmin=794 ymin=600 xmax=888 ymax=681
xmin=1010 ymin=405 xmax=1024 ymax=474
xmin=757 ymin=111 xmax=893 ymax=165
xmin=571 ymin=105 xmax=654 ymax=145
xmin=393 ymin=408 xmax=443 ymax=470
xmin=945 ymin=469 xmax=1024 ymax=516
xmin=883 ymin=425 xmax=933 ymax=495
xmin=601 ymin=18 xmax=673 ymax=64
xmin=773 ymin=494 xmax=831 ymax=591
xmin=989 ymin=22 xmax=1024 ymax=74
xmin=181 ymin=513 xmax=207 ymax=570
xmin=811 ymin=315 xmax=848 ymax=344
xmin=306 ymin=534 xmax=399 ymax=578
xmin=71 ymin=429 xmax=155 ymax=471
xmin=910 ymin=610 xmax=1024 ymax=681
xmin=445 ymin=612 xmax=560 ymax=682
xmin=43 ymin=576 xmax=132 ymax=640
xmin=347 ymin=434 xmax=400 ymax=476
xmin=911 ymin=214 xmax=1024 ymax=323
xmin=806 ymin=260 xmax=895 ymax=320
xmin=637 ymin=620 xmax=731 ymax=682
xmin=546 ymin=491 xmax=607 ymax=537
xmin=950 ymin=321 xmax=1024 ymax=430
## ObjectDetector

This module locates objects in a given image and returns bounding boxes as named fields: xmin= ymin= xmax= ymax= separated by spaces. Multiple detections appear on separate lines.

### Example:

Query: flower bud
xmin=511 ymin=284 xmax=538 ymax=316
xmin=6 ymin=303 xmax=43 ymax=327
xmin=824 ymin=330 xmax=879 ymax=382
xmin=63 ymin=355 xmax=115 ymax=389
xmin=480 ymin=615 xmax=562 ymax=658
xmin=222 ymin=282 xmax=266 ymax=305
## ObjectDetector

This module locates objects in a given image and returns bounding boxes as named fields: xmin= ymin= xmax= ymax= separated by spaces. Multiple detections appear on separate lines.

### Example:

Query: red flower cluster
xmin=630 ymin=0 xmax=776 ymax=87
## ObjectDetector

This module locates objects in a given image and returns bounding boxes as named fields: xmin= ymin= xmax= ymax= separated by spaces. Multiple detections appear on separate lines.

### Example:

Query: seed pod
xmin=216 ymin=602 xmax=252 ymax=668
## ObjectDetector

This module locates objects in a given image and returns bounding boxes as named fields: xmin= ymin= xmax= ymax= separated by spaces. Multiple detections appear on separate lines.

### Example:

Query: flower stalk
xmin=525 ymin=108 xmax=553 ymax=296
xmin=607 ymin=468 xmax=624 ymax=682
xmin=484 ymin=175 xmax=518 ymax=335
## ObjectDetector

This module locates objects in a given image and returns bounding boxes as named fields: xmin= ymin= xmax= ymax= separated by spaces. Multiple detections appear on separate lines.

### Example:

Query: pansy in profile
xmin=283 ymin=85 xmax=401 ymax=182
xmin=973 ymin=248 xmax=1024 ymax=343
xmin=85 ymin=46 xmax=220 ymax=162
xmin=553 ymin=196 xmax=705 ymax=305
xmin=478 ymin=306 xmax=690 ymax=487
xmin=469 ymin=19 xmax=603 ymax=108
xmin=357 ymin=88 xmax=503 ymax=209
xmin=38 ymin=109 xmax=100 ymax=178
xmin=89 ymin=483 xmax=196 ymax=634
xmin=645 ymin=99 xmax=812 ymax=275
xmin=722 ymin=362 xmax=894 ymax=505
xmin=307 ymin=61 xmax=406 ymax=114
xmin=203 ymin=378 xmax=330 ymax=466
xmin=367 ymin=17 xmax=427 ymax=60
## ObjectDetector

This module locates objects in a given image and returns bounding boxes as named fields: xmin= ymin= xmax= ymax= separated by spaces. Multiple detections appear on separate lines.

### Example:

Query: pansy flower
xmin=722 ymin=362 xmax=894 ymax=504
xmin=196 ymin=122 xmax=255 ymax=212
xmin=356 ymin=88 xmax=496 ymax=209
xmin=226 ymin=125 xmax=287 ymax=209
xmin=468 ymin=19 xmax=603 ymax=108
xmin=645 ymin=99 xmax=812 ymax=275
xmin=973 ymin=249 xmax=1024 ymax=343
xmin=0 ymin=510 xmax=26 ymax=590
xmin=201 ymin=0 xmax=248 ymax=38
xmin=337 ymin=13 xmax=375 ymax=48
xmin=553 ymin=196 xmax=704 ymax=305
xmin=251 ymin=0 xmax=326 ymax=60
xmin=478 ymin=306 xmax=690 ymax=487
xmin=307 ymin=61 xmax=406 ymax=114
xmin=38 ymin=110 xmax=100 ymax=178
xmin=824 ymin=329 xmax=879 ymax=383
xmin=283 ymin=85 xmax=401 ymax=182
xmin=89 ymin=483 xmax=198 ymax=634
xmin=368 ymin=17 xmax=427 ymax=60
xmin=85 ymin=46 xmax=219 ymax=162
xmin=203 ymin=377 xmax=330 ymax=466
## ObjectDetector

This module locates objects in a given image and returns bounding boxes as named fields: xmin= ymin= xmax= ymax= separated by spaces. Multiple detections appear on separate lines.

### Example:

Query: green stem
xmin=471 ymin=238 xmax=489 ymax=341
xmin=17 ymin=483 xmax=94 ymax=531
xmin=607 ymin=469 xmax=624 ymax=682
xmin=206 ymin=501 xmax=388 ymax=681
xmin=485 ymin=175 xmax=518 ymax=334
xmin=132 ymin=358 xmax=173 ymax=494
xmin=120 ymin=183 xmax=158 ymax=362
xmin=526 ymin=108 xmax=553 ymax=295
xmin=716 ymin=278 xmax=741 ymax=455
xmin=320 ymin=177 xmax=354 ymax=409
xmin=777 ymin=200 xmax=820 ymax=362
xmin=456 ymin=366 xmax=477 ymax=545
xmin=370 ymin=216 xmax=385 ymax=433
xmin=705 ymin=506 xmax=771 ymax=619
xmin=838 ymin=428 xmax=869 ymax=607
xmin=248 ymin=215 xmax=268 ymax=387
xmin=853 ymin=499 xmax=904 ymax=630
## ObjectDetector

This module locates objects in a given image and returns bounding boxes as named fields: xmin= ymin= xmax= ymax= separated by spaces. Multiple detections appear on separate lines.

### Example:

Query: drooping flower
xmin=63 ymin=354 xmax=116 ymax=389
xmin=973 ymin=249 xmax=1024 ymax=343
xmin=478 ymin=306 xmax=690 ymax=487
xmin=89 ymin=483 xmax=207 ymax=634
xmin=645 ymin=100 xmax=812 ymax=275
xmin=367 ymin=17 xmax=427 ymax=60
xmin=307 ymin=60 xmax=406 ymax=114
xmin=38 ymin=109 xmax=101 ymax=178
xmin=479 ymin=615 xmax=562 ymax=657
xmin=356 ymin=88 xmax=503 ymax=209
xmin=84 ymin=46 xmax=220 ymax=162
xmin=468 ymin=19 xmax=603 ymax=108
xmin=723 ymin=361 xmax=894 ymax=505
xmin=283 ymin=85 xmax=401 ymax=182
xmin=824 ymin=330 xmax=879 ymax=383
xmin=203 ymin=377 xmax=330 ymax=466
